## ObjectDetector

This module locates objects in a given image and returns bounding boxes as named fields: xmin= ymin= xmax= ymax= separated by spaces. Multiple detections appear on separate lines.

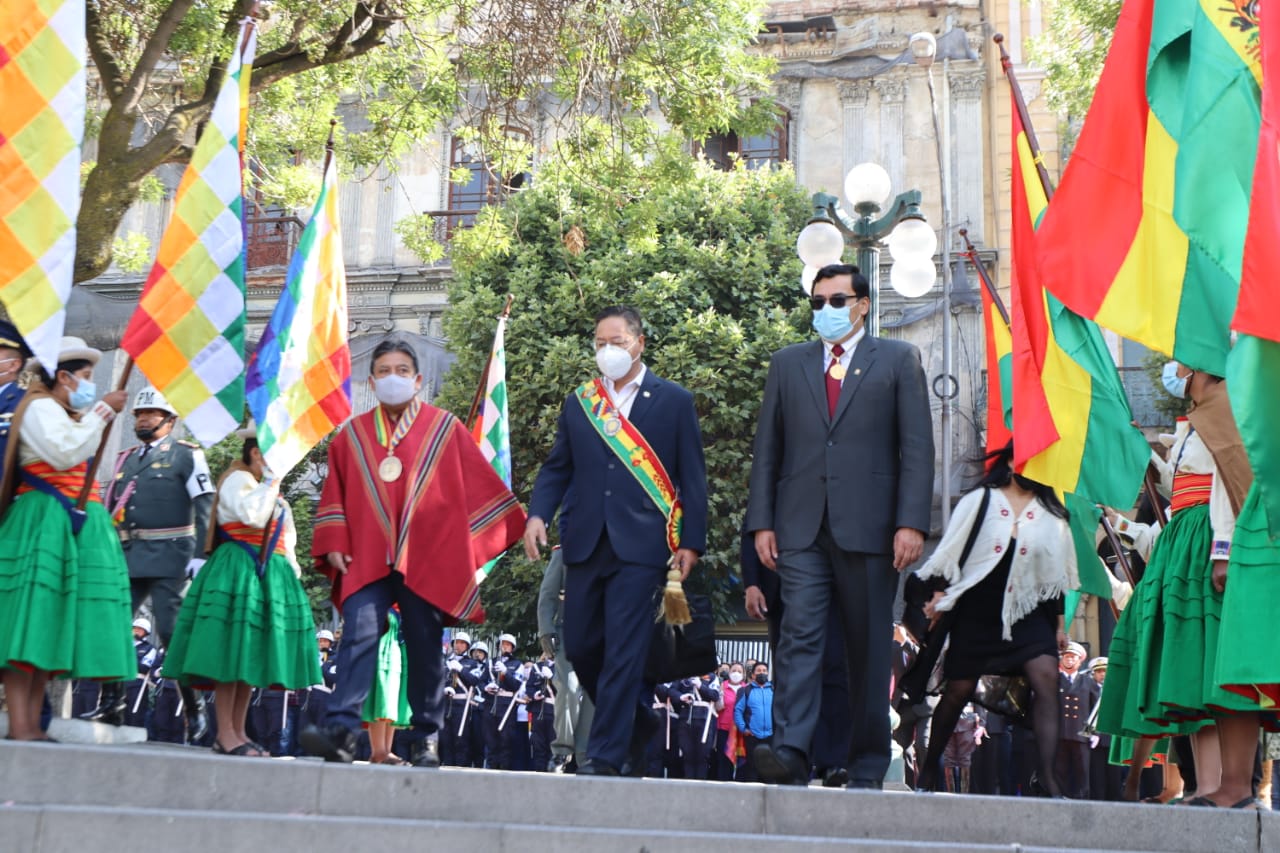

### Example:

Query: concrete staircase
xmin=0 ymin=740 xmax=1275 ymax=853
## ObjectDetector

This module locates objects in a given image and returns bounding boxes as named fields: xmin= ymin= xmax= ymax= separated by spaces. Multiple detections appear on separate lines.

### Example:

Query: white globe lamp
xmin=887 ymin=218 xmax=937 ymax=262
xmin=890 ymin=256 xmax=937 ymax=298
xmin=795 ymin=221 xmax=844 ymax=268
xmin=844 ymin=162 xmax=892 ymax=210
xmin=800 ymin=264 xmax=820 ymax=294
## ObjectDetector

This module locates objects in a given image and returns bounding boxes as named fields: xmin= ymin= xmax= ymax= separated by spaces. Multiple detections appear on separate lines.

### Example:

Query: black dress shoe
xmin=411 ymin=737 xmax=440 ymax=768
xmin=80 ymin=682 xmax=126 ymax=726
xmin=575 ymin=760 xmax=620 ymax=776
xmin=299 ymin=723 xmax=357 ymax=763
xmin=753 ymin=744 xmax=809 ymax=786
xmin=179 ymin=686 xmax=209 ymax=743
xmin=846 ymin=779 xmax=884 ymax=791
xmin=822 ymin=767 xmax=849 ymax=788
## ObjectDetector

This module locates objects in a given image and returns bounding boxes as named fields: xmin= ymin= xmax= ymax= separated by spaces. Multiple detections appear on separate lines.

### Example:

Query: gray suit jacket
xmin=745 ymin=336 xmax=935 ymax=554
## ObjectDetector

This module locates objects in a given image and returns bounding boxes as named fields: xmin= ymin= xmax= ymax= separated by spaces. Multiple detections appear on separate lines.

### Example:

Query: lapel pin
xmin=643 ymin=391 xmax=651 ymax=397
xmin=854 ymin=368 xmax=861 ymax=376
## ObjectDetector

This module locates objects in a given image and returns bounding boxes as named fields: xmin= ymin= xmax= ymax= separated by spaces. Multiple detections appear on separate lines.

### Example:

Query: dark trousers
xmin=130 ymin=575 xmax=187 ymax=647
xmin=440 ymin=697 xmax=476 ymax=766
xmin=972 ymin=730 xmax=1014 ymax=795
xmin=681 ymin=711 xmax=715 ymax=779
xmin=713 ymin=728 xmax=736 ymax=780
xmin=739 ymin=735 xmax=764 ymax=782
xmin=1056 ymin=739 xmax=1091 ymax=799
xmin=326 ymin=572 xmax=445 ymax=739
xmin=767 ymin=599 xmax=851 ymax=771
xmin=1089 ymin=738 xmax=1124 ymax=801
xmin=486 ymin=700 xmax=511 ymax=768
xmin=563 ymin=534 xmax=665 ymax=771
xmin=774 ymin=525 xmax=897 ymax=784
xmin=150 ymin=684 xmax=187 ymax=744
xmin=530 ymin=705 xmax=554 ymax=770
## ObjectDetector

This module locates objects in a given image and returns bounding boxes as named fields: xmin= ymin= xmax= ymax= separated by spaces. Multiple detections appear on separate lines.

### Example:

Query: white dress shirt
xmin=822 ymin=325 xmax=866 ymax=385
xmin=603 ymin=363 xmax=647 ymax=419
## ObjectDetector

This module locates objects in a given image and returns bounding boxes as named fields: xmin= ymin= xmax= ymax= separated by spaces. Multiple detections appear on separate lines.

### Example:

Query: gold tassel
xmin=658 ymin=568 xmax=692 ymax=626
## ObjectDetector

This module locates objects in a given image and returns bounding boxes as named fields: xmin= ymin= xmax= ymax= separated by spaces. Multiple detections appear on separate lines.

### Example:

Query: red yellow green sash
xmin=575 ymin=378 xmax=682 ymax=554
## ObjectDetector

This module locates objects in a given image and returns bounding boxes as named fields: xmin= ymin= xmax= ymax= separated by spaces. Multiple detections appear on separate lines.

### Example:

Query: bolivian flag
xmin=1034 ymin=0 xmax=1261 ymax=377
xmin=981 ymin=284 xmax=1013 ymax=456
xmin=1009 ymin=106 xmax=1150 ymax=513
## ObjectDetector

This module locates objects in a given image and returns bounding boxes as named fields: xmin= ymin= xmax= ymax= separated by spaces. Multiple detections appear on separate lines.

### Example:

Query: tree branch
xmin=203 ymin=0 xmax=258 ymax=100
xmin=251 ymin=3 xmax=394 ymax=90
xmin=85 ymin=1 xmax=126 ymax=98
xmin=120 ymin=0 xmax=199 ymax=112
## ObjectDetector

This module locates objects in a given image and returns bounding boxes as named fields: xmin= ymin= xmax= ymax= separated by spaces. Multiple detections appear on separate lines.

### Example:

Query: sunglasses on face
xmin=810 ymin=293 xmax=861 ymax=310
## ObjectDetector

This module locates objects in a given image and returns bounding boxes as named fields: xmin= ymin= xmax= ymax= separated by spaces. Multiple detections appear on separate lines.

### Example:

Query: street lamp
xmin=911 ymin=29 xmax=958 ymax=528
xmin=795 ymin=162 xmax=932 ymax=337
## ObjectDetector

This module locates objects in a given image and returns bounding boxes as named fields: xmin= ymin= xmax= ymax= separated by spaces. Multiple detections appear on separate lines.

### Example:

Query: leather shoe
xmin=179 ymin=686 xmax=209 ymax=744
xmin=299 ymin=723 xmax=357 ymax=763
xmin=80 ymin=682 xmax=126 ymax=727
xmin=753 ymin=744 xmax=809 ymax=786
xmin=822 ymin=767 xmax=849 ymax=788
xmin=846 ymin=778 xmax=883 ymax=791
xmin=410 ymin=737 xmax=440 ymax=768
xmin=575 ymin=760 xmax=620 ymax=776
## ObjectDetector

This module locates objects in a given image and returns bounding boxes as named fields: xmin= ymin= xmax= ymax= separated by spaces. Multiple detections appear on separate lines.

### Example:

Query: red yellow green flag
xmin=980 ymin=275 xmax=1013 ymax=456
xmin=1033 ymin=0 xmax=1261 ymax=376
xmin=1009 ymin=97 xmax=1150 ymax=512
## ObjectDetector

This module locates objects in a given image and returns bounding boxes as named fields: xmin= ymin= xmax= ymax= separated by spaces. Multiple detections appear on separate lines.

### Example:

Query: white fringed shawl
xmin=914 ymin=487 xmax=1078 ymax=640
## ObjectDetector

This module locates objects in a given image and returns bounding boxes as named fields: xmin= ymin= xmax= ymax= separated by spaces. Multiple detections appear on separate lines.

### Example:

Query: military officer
xmin=123 ymin=618 xmax=160 ymax=729
xmin=441 ymin=631 xmax=476 ymax=765
xmin=1056 ymin=642 xmax=1099 ymax=799
xmin=485 ymin=633 xmax=523 ymax=769
xmin=526 ymin=658 xmax=556 ymax=772
xmin=91 ymin=386 xmax=214 ymax=739
xmin=0 ymin=321 xmax=33 ymax=482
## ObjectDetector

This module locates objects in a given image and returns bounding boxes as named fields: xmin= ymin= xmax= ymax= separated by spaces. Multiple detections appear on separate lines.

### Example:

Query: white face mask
xmin=595 ymin=344 xmax=636 ymax=381
xmin=373 ymin=374 xmax=417 ymax=406
xmin=728 ymin=671 xmax=744 ymax=684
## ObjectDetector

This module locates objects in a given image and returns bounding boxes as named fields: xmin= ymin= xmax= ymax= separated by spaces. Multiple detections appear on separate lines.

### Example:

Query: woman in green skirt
xmin=0 ymin=337 xmax=133 ymax=741
xmin=164 ymin=427 xmax=320 ymax=756
xmin=363 ymin=605 xmax=411 ymax=765
xmin=1100 ymin=364 xmax=1259 ymax=807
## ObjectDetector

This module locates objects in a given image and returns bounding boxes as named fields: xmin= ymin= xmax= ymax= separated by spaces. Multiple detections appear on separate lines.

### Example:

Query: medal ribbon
xmin=374 ymin=398 xmax=422 ymax=456
xmin=574 ymin=378 xmax=683 ymax=554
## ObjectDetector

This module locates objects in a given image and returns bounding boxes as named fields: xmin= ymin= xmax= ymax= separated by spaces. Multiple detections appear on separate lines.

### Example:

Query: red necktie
xmin=826 ymin=344 xmax=844 ymax=418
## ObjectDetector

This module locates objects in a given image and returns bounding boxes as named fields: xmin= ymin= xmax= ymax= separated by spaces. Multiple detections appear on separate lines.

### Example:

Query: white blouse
xmin=18 ymin=397 xmax=115 ymax=470
xmin=915 ymin=486 xmax=1078 ymax=640
xmin=218 ymin=469 xmax=299 ymax=575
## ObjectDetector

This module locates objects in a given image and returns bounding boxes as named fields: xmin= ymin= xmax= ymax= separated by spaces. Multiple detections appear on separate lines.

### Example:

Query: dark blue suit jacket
xmin=529 ymin=370 xmax=708 ymax=568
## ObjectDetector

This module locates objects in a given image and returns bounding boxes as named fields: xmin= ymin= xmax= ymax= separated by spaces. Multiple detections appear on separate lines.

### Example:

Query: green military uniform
xmin=105 ymin=435 xmax=214 ymax=646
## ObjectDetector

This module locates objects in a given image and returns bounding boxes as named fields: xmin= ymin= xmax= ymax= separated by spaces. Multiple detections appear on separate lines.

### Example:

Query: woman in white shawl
xmin=913 ymin=443 xmax=1077 ymax=794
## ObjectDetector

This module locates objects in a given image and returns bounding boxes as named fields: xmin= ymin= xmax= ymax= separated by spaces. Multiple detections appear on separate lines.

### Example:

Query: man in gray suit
xmin=746 ymin=263 xmax=934 ymax=788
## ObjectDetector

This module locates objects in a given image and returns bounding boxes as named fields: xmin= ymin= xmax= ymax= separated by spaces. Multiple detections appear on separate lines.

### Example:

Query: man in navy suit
xmin=746 ymin=264 xmax=934 ymax=789
xmin=0 ymin=321 xmax=33 ymax=483
xmin=524 ymin=305 xmax=708 ymax=776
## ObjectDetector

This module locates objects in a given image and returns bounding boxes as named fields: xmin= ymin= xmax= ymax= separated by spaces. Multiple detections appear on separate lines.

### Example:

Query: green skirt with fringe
xmin=0 ymin=491 xmax=134 ymax=679
xmin=164 ymin=542 xmax=320 ymax=690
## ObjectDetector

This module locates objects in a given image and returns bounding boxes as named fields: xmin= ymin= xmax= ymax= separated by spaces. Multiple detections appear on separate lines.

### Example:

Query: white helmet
xmin=471 ymin=641 xmax=489 ymax=657
xmin=132 ymin=386 xmax=178 ymax=416
xmin=316 ymin=630 xmax=335 ymax=643
xmin=132 ymin=618 xmax=152 ymax=635
xmin=498 ymin=633 xmax=517 ymax=648
xmin=453 ymin=631 xmax=472 ymax=647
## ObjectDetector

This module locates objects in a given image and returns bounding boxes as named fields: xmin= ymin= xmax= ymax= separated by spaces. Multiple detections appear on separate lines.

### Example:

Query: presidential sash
xmin=575 ymin=378 xmax=683 ymax=554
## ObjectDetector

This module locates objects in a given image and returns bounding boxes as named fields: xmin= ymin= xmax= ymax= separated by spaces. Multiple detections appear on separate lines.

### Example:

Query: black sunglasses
xmin=810 ymin=293 xmax=861 ymax=310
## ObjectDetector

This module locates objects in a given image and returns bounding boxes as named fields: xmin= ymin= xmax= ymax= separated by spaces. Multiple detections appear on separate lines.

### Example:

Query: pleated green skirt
xmin=165 ymin=543 xmax=321 ymax=690
xmin=362 ymin=609 xmax=411 ymax=726
xmin=1096 ymin=504 xmax=1238 ymax=738
xmin=0 ymin=492 xmax=134 ymax=679
xmin=1214 ymin=488 xmax=1280 ymax=729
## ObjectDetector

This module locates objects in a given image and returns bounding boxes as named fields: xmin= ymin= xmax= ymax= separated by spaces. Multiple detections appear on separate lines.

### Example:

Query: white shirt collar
xmin=823 ymin=325 xmax=865 ymax=360
xmin=604 ymin=363 xmax=646 ymax=398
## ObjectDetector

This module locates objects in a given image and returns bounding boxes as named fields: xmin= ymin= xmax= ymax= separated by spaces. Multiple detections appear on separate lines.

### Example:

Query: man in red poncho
xmin=300 ymin=338 xmax=526 ymax=767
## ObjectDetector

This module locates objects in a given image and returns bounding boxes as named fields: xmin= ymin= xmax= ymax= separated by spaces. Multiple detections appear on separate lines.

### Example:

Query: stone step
xmin=0 ymin=741 xmax=1274 ymax=853
xmin=0 ymin=711 xmax=147 ymax=744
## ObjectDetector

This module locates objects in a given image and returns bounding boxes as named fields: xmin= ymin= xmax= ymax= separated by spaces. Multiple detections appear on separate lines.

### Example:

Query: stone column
xmin=339 ymin=173 xmax=363 ymax=268
xmin=774 ymin=79 xmax=804 ymax=178
xmin=873 ymin=77 xmax=908 ymax=195
xmin=838 ymin=80 xmax=873 ymax=178
xmin=372 ymin=165 xmax=396 ymax=267
xmin=949 ymin=70 xmax=987 ymax=243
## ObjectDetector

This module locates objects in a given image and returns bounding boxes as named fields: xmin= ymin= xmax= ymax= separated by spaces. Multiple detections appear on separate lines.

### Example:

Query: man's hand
xmin=672 ymin=548 xmax=699 ymax=581
xmin=326 ymin=552 xmax=352 ymax=575
xmin=745 ymin=585 xmax=768 ymax=621
xmin=893 ymin=527 xmax=924 ymax=570
xmin=523 ymin=517 xmax=548 ymax=560
xmin=754 ymin=530 xmax=778 ymax=571
xmin=1212 ymin=560 xmax=1228 ymax=594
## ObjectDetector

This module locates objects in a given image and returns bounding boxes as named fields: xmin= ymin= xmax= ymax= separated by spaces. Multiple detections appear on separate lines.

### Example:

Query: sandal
xmin=1183 ymin=796 xmax=1216 ymax=807
xmin=212 ymin=740 xmax=265 ymax=757
xmin=379 ymin=755 xmax=411 ymax=766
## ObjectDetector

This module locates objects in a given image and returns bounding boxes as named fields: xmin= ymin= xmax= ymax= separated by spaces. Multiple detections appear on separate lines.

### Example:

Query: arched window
xmin=698 ymin=110 xmax=790 ymax=171
xmin=446 ymin=126 xmax=532 ymax=233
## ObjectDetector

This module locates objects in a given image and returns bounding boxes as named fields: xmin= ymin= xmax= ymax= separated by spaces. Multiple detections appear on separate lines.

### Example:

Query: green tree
xmin=1029 ymin=0 xmax=1122 ymax=122
xmin=432 ymin=140 xmax=813 ymax=643
xmin=78 ymin=0 xmax=776 ymax=281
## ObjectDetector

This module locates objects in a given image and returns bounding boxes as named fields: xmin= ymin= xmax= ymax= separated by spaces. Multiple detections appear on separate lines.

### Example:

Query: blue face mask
xmin=68 ymin=377 xmax=96 ymax=410
xmin=812 ymin=305 xmax=859 ymax=343
xmin=1161 ymin=361 xmax=1188 ymax=400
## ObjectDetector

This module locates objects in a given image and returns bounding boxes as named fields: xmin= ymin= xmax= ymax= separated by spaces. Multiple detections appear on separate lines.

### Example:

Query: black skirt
xmin=943 ymin=540 xmax=1062 ymax=680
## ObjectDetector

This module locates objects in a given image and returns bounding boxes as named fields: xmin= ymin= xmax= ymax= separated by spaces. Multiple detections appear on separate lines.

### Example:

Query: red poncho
xmin=312 ymin=403 xmax=526 ymax=623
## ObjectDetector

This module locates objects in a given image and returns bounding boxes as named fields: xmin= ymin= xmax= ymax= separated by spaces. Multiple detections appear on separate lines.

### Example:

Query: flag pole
xmin=465 ymin=294 xmax=514 ymax=431
xmin=959 ymin=228 xmax=1009 ymax=326
xmin=76 ymin=358 xmax=135 ymax=511
xmin=994 ymin=34 xmax=1056 ymax=201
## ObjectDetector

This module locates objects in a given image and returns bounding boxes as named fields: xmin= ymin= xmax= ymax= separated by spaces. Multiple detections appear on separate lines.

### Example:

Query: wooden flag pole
xmin=994 ymin=34 xmax=1057 ymax=202
xmin=465 ymin=294 xmax=514 ymax=432
xmin=959 ymin=227 xmax=1010 ymax=326
xmin=76 ymin=357 xmax=135 ymax=511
